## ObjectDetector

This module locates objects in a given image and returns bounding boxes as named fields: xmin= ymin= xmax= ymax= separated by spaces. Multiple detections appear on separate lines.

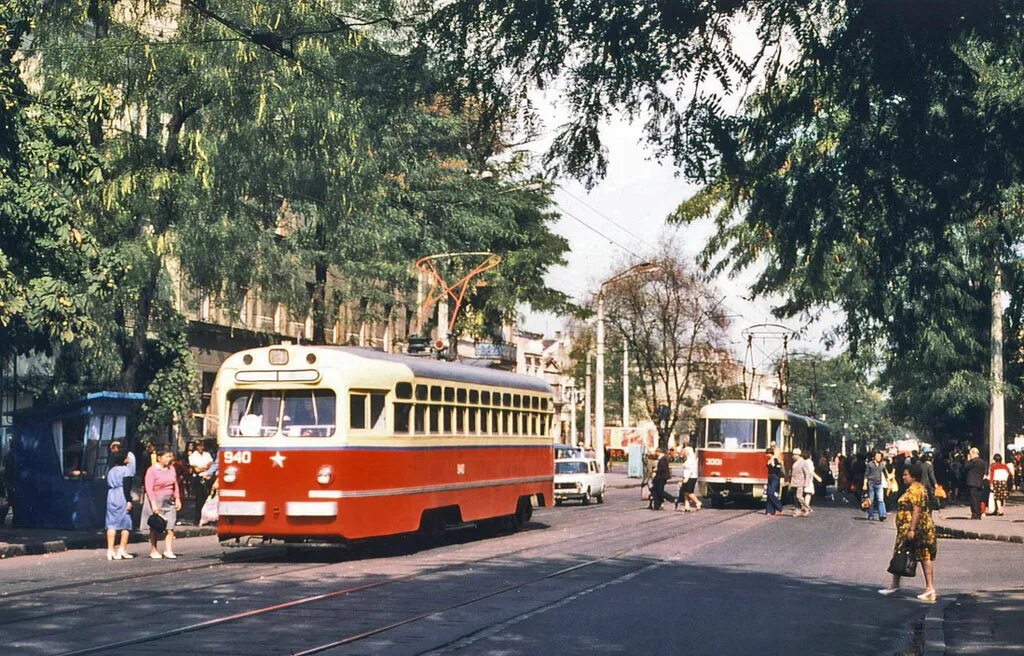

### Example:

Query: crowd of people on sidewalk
xmin=103 ymin=439 xmax=217 ymax=561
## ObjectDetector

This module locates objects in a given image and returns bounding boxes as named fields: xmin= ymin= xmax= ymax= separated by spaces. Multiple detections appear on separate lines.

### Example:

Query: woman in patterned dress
xmin=879 ymin=462 xmax=937 ymax=600
xmin=988 ymin=454 xmax=1011 ymax=516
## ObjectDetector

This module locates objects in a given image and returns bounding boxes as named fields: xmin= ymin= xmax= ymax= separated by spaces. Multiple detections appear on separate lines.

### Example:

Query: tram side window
xmin=468 ymin=407 xmax=477 ymax=432
xmin=757 ymin=420 xmax=768 ymax=449
xmin=771 ymin=420 xmax=783 ymax=448
xmin=480 ymin=407 xmax=491 ymax=434
xmin=395 ymin=403 xmax=412 ymax=433
xmin=414 ymin=405 xmax=426 ymax=433
xmin=455 ymin=406 xmax=465 ymax=433
xmin=429 ymin=405 xmax=441 ymax=434
xmin=349 ymin=390 xmax=386 ymax=431
xmin=790 ymin=422 xmax=810 ymax=453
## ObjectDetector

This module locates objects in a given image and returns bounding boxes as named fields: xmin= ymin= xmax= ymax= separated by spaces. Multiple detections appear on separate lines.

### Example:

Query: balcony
xmin=474 ymin=341 xmax=517 ymax=364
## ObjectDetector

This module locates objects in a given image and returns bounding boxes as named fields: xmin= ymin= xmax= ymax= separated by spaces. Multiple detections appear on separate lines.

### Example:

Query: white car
xmin=554 ymin=458 xmax=606 ymax=505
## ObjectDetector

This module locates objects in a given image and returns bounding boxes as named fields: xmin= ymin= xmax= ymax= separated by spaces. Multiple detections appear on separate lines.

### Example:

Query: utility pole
xmin=991 ymin=262 xmax=1005 ymax=459
xmin=622 ymin=340 xmax=630 ymax=428
xmin=584 ymin=353 xmax=592 ymax=449
xmin=569 ymin=386 xmax=578 ymax=447
xmin=596 ymin=262 xmax=659 ymax=472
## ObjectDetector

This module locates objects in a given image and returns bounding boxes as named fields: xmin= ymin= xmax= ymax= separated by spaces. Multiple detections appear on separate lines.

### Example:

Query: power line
xmin=553 ymin=201 xmax=645 ymax=261
xmin=559 ymin=187 xmax=654 ymax=248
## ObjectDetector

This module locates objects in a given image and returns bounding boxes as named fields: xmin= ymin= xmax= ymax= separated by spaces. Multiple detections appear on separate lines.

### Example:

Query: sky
xmin=513 ymin=19 xmax=840 ymax=365
xmin=520 ymin=111 xmax=840 ymax=366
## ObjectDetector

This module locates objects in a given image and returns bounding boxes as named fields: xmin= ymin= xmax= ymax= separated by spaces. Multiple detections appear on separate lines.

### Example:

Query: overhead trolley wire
xmin=553 ymin=201 xmax=645 ymax=261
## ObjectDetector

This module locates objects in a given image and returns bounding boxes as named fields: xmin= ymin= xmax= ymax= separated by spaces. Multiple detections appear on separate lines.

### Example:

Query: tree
xmin=672 ymin=5 xmax=1024 ymax=448
xmin=783 ymin=354 xmax=902 ymax=452
xmin=0 ymin=1 xmax=115 ymax=365
xmin=596 ymin=246 xmax=731 ymax=449
xmin=18 ymin=0 xmax=574 ymax=435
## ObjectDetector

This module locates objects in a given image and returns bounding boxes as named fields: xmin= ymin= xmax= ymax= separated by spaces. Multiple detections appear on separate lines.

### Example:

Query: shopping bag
xmin=147 ymin=513 xmax=167 ymax=533
xmin=199 ymin=493 xmax=219 ymax=526
xmin=887 ymin=542 xmax=918 ymax=578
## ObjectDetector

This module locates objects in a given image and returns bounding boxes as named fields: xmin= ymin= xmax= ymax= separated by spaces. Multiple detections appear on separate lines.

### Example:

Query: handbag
xmin=860 ymin=496 xmax=871 ymax=510
xmin=147 ymin=512 xmax=167 ymax=533
xmin=887 ymin=541 xmax=919 ymax=578
xmin=934 ymin=483 xmax=947 ymax=500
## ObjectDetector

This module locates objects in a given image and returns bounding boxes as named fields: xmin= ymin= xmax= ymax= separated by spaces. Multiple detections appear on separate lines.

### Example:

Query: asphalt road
xmin=1 ymin=486 xmax=1021 ymax=655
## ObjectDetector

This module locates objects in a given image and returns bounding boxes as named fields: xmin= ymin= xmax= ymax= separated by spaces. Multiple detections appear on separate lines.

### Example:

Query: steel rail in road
xmin=0 ymin=548 xmax=291 ymax=601
xmin=50 ymin=507 xmax=757 ymax=656
xmin=46 ymin=500 xmax=648 ymax=656
xmin=293 ymin=509 xmax=757 ymax=656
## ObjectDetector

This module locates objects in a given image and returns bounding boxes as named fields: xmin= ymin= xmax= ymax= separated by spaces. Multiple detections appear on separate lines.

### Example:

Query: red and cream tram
xmin=213 ymin=344 xmax=554 ymax=542
xmin=697 ymin=400 xmax=829 ymax=507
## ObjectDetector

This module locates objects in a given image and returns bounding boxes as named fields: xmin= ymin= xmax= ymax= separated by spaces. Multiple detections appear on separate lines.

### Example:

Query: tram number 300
xmin=222 ymin=450 xmax=253 ymax=464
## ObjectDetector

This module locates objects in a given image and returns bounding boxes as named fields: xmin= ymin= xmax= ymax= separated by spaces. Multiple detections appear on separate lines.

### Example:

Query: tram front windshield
xmin=704 ymin=418 xmax=766 ymax=450
xmin=227 ymin=389 xmax=336 ymax=437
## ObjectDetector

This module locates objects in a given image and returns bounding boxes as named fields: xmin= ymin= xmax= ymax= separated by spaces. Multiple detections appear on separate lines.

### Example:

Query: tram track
xmin=46 ymin=506 xmax=760 ymax=656
xmin=0 ymin=502 xmax=633 ymax=641
xmin=295 ymin=509 xmax=757 ymax=656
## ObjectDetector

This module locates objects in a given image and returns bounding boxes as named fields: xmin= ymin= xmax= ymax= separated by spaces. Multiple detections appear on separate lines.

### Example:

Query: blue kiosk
xmin=11 ymin=392 xmax=146 ymax=529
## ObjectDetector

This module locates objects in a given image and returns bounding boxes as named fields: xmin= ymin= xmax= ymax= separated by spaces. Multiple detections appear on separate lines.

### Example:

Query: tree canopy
xmin=425 ymin=0 xmax=1024 ymax=442
xmin=4 ymin=0 xmax=573 ymax=436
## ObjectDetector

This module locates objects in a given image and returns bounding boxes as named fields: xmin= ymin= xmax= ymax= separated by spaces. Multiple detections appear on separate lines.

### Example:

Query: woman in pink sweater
xmin=141 ymin=447 xmax=182 ymax=558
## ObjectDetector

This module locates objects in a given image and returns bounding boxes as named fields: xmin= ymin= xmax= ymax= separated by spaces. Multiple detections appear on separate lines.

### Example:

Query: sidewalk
xmin=0 ymin=502 xmax=217 ymax=559
xmin=933 ymin=491 xmax=1024 ymax=545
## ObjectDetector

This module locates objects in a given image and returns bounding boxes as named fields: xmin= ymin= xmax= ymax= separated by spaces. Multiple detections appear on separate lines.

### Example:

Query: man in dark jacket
xmin=651 ymin=448 xmax=676 ymax=510
xmin=964 ymin=447 xmax=988 ymax=520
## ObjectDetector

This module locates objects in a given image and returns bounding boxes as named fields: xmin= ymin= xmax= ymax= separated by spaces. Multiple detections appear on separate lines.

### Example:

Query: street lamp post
xmin=567 ymin=384 xmax=579 ymax=447
xmin=596 ymin=262 xmax=660 ymax=472
xmin=584 ymin=353 xmax=593 ymax=449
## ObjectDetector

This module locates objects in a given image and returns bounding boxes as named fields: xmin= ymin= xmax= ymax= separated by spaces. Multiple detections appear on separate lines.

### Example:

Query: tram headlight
xmin=223 ymin=466 xmax=239 ymax=483
xmin=317 ymin=465 xmax=333 ymax=485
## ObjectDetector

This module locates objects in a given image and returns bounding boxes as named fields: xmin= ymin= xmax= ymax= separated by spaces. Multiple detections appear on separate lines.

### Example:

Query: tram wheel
xmin=509 ymin=496 xmax=533 ymax=531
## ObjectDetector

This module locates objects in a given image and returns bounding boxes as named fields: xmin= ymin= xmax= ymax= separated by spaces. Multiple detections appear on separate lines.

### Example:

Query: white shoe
xmin=106 ymin=551 xmax=119 ymax=560
xmin=878 ymin=588 xmax=900 ymax=596
xmin=149 ymin=552 xmax=163 ymax=559
xmin=162 ymin=551 xmax=177 ymax=559
xmin=116 ymin=550 xmax=134 ymax=559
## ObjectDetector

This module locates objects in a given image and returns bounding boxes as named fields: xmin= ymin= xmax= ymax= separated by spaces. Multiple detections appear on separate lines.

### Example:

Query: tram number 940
xmin=222 ymin=450 xmax=252 ymax=464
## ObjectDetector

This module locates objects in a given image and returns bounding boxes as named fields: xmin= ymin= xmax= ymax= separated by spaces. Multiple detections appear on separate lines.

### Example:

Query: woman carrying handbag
xmin=140 ymin=446 xmax=182 ymax=559
xmin=879 ymin=462 xmax=938 ymax=600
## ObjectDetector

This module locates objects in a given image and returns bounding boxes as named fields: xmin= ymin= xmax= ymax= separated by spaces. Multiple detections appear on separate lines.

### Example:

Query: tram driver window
xmin=705 ymin=418 xmax=762 ymax=449
xmin=282 ymin=390 xmax=336 ymax=437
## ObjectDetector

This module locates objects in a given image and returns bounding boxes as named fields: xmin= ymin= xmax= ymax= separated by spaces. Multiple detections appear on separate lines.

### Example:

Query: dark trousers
xmin=766 ymin=475 xmax=783 ymax=514
xmin=968 ymin=485 xmax=984 ymax=518
xmin=193 ymin=476 xmax=211 ymax=523
xmin=652 ymin=479 xmax=675 ymax=509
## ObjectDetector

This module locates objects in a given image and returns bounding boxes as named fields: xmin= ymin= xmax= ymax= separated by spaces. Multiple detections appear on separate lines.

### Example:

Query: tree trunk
xmin=990 ymin=261 xmax=1005 ymax=459
xmin=312 ymin=258 xmax=328 ymax=344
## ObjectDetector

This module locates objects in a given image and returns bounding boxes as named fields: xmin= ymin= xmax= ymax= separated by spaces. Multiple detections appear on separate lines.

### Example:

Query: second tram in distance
xmin=697 ymin=400 xmax=829 ymax=507
xmin=213 ymin=344 xmax=555 ymax=543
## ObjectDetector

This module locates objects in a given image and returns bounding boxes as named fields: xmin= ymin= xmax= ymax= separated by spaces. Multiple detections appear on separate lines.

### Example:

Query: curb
xmin=0 ymin=525 xmax=217 ymax=559
xmin=935 ymin=524 xmax=1024 ymax=544
xmin=924 ymin=598 xmax=952 ymax=655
